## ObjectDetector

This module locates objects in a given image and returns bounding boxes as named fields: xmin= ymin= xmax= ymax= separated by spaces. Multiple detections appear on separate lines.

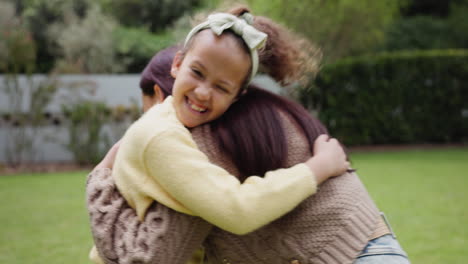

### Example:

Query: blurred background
xmin=0 ymin=0 xmax=467 ymax=263
xmin=1 ymin=0 xmax=467 ymax=167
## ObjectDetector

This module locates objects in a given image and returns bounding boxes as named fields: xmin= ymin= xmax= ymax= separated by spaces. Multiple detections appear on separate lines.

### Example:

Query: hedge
xmin=299 ymin=49 xmax=468 ymax=146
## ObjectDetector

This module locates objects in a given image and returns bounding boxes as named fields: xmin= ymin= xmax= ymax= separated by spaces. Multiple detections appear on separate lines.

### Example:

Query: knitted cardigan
xmin=86 ymin=113 xmax=382 ymax=264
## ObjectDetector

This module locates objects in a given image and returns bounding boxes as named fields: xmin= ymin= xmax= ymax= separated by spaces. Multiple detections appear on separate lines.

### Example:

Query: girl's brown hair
xmin=228 ymin=6 xmax=321 ymax=86
xmin=183 ymin=6 xmax=321 ymax=89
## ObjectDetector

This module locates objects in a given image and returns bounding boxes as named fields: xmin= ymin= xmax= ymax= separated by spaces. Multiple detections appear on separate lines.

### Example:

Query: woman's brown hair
xmin=210 ymin=85 xmax=329 ymax=181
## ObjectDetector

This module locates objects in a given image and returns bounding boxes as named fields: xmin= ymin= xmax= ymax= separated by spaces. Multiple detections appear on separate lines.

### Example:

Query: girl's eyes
xmin=190 ymin=67 xmax=230 ymax=94
xmin=215 ymin=85 xmax=229 ymax=94
xmin=191 ymin=68 xmax=203 ymax=78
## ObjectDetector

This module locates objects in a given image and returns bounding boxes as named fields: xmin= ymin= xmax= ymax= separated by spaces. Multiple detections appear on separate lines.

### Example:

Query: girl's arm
xmin=144 ymin=127 xmax=347 ymax=235
xmin=86 ymin=168 xmax=212 ymax=264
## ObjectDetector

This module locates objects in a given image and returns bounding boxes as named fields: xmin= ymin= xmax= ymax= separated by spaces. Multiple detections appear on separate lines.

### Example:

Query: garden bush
xmin=299 ymin=49 xmax=468 ymax=145
xmin=62 ymin=101 xmax=111 ymax=165
xmin=113 ymin=27 xmax=175 ymax=73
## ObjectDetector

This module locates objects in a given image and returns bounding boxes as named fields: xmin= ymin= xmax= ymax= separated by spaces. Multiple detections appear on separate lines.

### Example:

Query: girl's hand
xmin=305 ymin=134 xmax=350 ymax=184
xmin=94 ymin=140 xmax=121 ymax=170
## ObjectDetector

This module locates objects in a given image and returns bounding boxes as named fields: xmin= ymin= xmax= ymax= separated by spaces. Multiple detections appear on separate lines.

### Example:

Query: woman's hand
xmin=94 ymin=140 xmax=121 ymax=170
xmin=305 ymin=135 xmax=350 ymax=184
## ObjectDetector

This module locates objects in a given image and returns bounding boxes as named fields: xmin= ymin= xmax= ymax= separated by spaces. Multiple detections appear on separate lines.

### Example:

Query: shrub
xmin=299 ymin=49 xmax=468 ymax=146
xmin=101 ymin=0 xmax=201 ymax=32
xmin=1 ymin=2 xmax=59 ymax=166
xmin=380 ymin=3 xmax=468 ymax=52
xmin=62 ymin=101 xmax=111 ymax=165
xmin=244 ymin=0 xmax=403 ymax=62
xmin=20 ymin=0 xmax=94 ymax=73
xmin=113 ymin=27 xmax=175 ymax=73
xmin=48 ymin=4 xmax=124 ymax=73
xmin=381 ymin=16 xmax=455 ymax=51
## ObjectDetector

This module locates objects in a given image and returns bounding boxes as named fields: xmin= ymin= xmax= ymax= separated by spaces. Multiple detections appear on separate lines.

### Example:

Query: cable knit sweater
xmin=86 ymin=112 xmax=384 ymax=264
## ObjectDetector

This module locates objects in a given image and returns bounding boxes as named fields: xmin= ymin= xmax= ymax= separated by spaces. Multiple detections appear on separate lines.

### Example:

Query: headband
xmin=184 ymin=13 xmax=267 ymax=82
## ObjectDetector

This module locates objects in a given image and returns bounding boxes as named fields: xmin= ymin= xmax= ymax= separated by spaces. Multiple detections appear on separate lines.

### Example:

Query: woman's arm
xmin=143 ymin=127 xmax=347 ymax=235
xmin=86 ymin=168 xmax=212 ymax=264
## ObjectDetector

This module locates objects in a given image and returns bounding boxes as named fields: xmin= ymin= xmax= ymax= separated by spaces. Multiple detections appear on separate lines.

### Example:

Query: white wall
xmin=0 ymin=74 xmax=141 ymax=163
xmin=0 ymin=74 xmax=283 ymax=163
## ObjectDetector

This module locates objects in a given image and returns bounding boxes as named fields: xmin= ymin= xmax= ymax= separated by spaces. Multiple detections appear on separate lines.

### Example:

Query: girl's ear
xmin=153 ymin=84 xmax=165 ymax=104
xmin=171 ymin=51 xmax=183 ymax=78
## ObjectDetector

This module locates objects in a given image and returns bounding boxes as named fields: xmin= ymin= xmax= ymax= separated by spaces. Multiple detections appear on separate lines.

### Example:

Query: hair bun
xmin=228 ymin=6 xmax=251 ymax=17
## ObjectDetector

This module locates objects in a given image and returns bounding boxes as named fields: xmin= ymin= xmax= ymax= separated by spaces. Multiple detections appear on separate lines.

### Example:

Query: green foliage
xmin=101 ymin=0 xmax=202 ymax=32
xmin=1 ymin=1 xmax=59 ymax=166
xmin=0 ymin=1 xmax=36 ymax=74
xmin=299 ymin=49 xmax=468 ymax=145
xmin=381 ymin=3 xmax=468 ymax=52
xmin=47 ymin=4 xmax=124 ymax=73
xmin=62 ymin=101 xmax=111 ymax=165
xmin=12 ymin=0 xmax=125 ymax=73
xmin=8 ymin=0 xmax=468 ymax=73
xmin=114 ymin=27 xmax=175 ymax=73
xmin=11 ymin=0 xmax=203 ymax=73
xmin=448 ymin=4 xmax=468 ymax=48
xmin=244 ymin=0 xmax=404 ymax=62
xmin=20 ymin=0 xmax=93 ymax=72
xmin=401 ymin=0 xmax=461 ymax=17
xmin=382 ymin=16 xmax=455 ymax=51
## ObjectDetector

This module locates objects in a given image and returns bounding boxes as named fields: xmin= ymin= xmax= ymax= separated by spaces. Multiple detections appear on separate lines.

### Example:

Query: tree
xmin=47 ymin=5 xmax=124 ymax=73
xmin=401 ymin=0 xmax=466 ymax=17
xmin=100 ymin=0 xmax=202 ymax=32
xmin=17 ymin=0 xmax=93 ymax=72
xmin=1 ymin=1 xmax=58 ymax=166
xmin=0 ymin=1 xmax=36 ymax=74
xmin=244 ymin=0 xmax=404 ymax=62
xmin=381 ymin=1 xmax=468 ymax=51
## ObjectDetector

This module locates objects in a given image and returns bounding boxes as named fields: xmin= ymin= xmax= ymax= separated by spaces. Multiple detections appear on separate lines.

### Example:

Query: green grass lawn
xmin=0 ymin=170 xmax=92 ymax=264
xmin=0 ymin=148 xmax=467 ymax=263
xmin=350 ymin=148 xmax=468 ymax=264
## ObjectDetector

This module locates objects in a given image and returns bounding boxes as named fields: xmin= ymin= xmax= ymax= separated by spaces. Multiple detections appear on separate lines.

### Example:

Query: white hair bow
xmin=184 ymin=13 xmax=267 ymax=82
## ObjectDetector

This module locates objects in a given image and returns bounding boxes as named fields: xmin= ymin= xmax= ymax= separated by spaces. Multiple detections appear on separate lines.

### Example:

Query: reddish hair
xmin=210 ymin=85 xmax=329 ymax=180
xmin=227 ymin=6 xmax=321 ymax=86
xmin=179 ymin=5 xmax=321 ymax=90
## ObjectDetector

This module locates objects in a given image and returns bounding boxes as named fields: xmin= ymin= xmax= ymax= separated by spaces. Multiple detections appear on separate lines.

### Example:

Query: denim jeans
xmin=353 ymin=234 xmax=410 ymax=264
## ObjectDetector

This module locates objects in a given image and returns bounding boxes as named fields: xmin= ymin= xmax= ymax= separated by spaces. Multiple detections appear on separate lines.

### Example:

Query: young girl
xmin=110 ymin=12 xmax=348 ymax=234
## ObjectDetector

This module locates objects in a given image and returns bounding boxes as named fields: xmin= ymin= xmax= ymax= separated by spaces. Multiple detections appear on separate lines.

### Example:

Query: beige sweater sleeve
xmin=86 ymin=168 xmax=212 ymax=264
xmin=144 ymin=127 xmax=317 ymax=235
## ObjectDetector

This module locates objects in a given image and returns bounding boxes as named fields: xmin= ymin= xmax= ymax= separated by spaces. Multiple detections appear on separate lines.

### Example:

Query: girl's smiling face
xmin=171 ymin=30 xmax=251 ymax=128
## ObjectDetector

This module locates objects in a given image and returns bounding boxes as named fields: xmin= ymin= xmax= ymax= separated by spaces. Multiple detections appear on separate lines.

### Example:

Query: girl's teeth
xmin=190 ymin=102 xmax=206 ymax=112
